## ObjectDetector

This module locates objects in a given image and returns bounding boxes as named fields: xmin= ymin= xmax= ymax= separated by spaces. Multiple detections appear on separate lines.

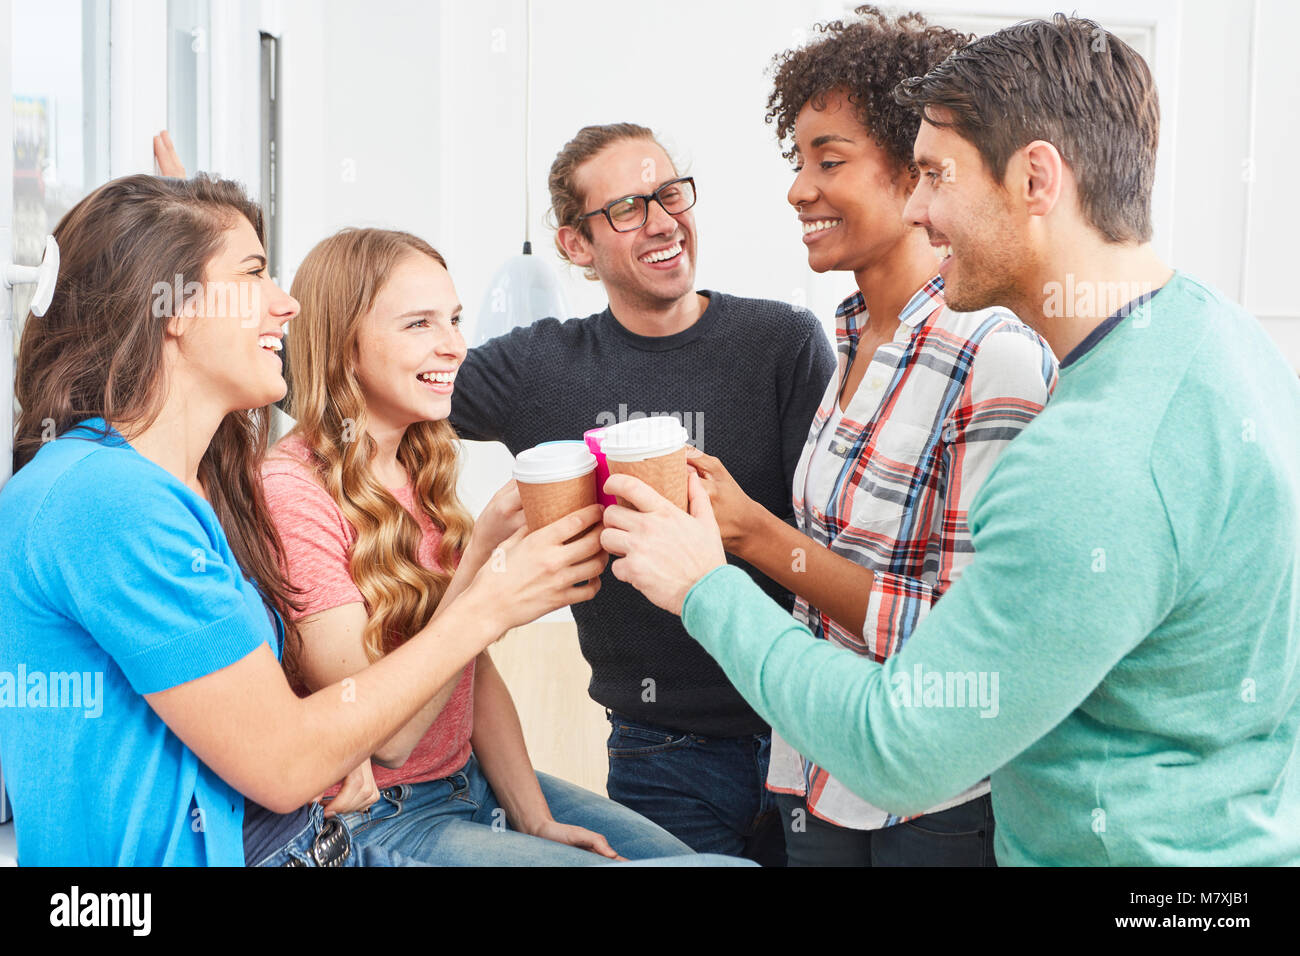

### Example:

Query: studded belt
xmin=283 ymin=815 xmax=351 ymax=867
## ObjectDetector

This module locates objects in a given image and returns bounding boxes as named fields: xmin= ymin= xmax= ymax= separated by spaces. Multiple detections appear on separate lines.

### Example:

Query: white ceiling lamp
xmin=474 ymin=0 xmax=567 ymax=347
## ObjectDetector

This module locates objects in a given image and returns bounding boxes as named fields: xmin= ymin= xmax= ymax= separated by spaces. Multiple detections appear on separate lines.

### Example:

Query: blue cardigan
xmin=0 ymin=419 xmax=278 ymax=865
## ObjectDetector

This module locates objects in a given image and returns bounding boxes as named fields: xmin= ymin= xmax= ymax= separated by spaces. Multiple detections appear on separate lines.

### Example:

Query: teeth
xmin=258 ymin=335 xmax=282 ymax=351
xmin=934 ymin=244 xmax=953 ymax=260
xmin=418 ymin=371 xmax=456 ymax=384
xmin=801 ymin=219 xmax=841 ymax=235
xmin=640 ymin=241 xmax=682 ymax=264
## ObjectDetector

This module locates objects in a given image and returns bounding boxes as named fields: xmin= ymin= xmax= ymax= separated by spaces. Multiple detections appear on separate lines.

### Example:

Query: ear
xmin=556 ymin=224 xmax=595 ymax=269
xmin=1019 ymin=140 xmax=1064 ymax=218
xmin=163 ymin=290 xmax=201 ymax=340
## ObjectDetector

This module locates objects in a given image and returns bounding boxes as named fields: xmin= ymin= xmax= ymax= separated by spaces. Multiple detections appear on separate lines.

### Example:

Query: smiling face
xmin=561 ymin=138 xmax=697 ymax=313
xmin=173 ymin=215 xmax=299 ymax=412
xmin=787 ymin=89 xmax=921 ymax=275
xmin=351 ymin=252 xmax=466 ymax=434
xmin=904 ymin=111 xmax=1033 ymax=314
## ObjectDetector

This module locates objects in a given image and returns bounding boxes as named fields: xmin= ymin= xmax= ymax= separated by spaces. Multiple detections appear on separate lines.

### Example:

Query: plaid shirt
xmin=767 ymin=276 xmax=1058 ymax=829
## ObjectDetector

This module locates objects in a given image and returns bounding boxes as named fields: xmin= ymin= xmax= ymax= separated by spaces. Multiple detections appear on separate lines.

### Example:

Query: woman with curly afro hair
xmin=685 ymin=6 xmax=1059 ymax=866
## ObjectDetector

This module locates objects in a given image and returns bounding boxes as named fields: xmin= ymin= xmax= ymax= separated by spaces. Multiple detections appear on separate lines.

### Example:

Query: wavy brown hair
xmin=13 ymin=173 xmax=301 ymax=641
xmin=766 ymin=5 xmax=972 ymax=169
xmin=283 ymin=228 xmax=474 ymax=664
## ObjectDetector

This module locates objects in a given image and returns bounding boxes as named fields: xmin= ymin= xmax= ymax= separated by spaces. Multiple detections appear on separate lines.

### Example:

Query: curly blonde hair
xmin=284 ymin=228 xmax=474 ymax=664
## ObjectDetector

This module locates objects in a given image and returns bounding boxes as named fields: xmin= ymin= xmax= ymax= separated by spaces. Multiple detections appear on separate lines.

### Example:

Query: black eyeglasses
xmin=579 ymin=177 xmax=697 ymax=233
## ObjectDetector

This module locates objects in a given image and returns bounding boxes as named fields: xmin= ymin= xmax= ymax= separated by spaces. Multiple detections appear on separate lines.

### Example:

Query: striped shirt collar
xmin=835 ymin=275 xmax=946 ymax=352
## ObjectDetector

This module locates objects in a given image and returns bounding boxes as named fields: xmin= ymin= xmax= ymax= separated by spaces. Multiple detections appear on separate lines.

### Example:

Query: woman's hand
xmin=685 ymin=447 xmax=763 ymax=553
xmin=466 ymin=503 xmax=608 ymax=634
xmin=153 ymin=130 xmax=187 ymax=177
xmin=600 ymin=472 xmax=727 ymax=616
xmin=464 ymin=480 xmax=527 ymax=568
xmin=529 ymin=818 xmax=625 ymax=861
xmin=317 ymin=760 xmax=380 ymax=817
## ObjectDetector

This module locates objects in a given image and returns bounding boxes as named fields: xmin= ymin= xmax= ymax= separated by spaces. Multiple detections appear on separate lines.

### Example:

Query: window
xmin=11 ymin=0 xmax=109 ymax=340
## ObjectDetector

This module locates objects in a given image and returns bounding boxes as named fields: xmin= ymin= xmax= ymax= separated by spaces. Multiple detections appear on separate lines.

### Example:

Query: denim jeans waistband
xmin=249 ymin=801 xmax=353 ymax=868
xmin=606 ymin=709 xmax=771 ymax=745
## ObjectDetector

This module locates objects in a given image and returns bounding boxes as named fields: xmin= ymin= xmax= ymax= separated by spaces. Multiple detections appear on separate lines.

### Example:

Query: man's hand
xmin=600 ymin=472 xmax=727 ymax=616
xmin=685 ymin=446 xmax=763 ymax=552
xmin=153 ymin=130 xmax=187 ymax=178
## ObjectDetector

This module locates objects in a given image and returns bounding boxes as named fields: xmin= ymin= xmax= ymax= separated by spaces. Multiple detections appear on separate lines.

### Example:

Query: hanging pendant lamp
xmin=474 ymin=0 xmax=568 ymax=347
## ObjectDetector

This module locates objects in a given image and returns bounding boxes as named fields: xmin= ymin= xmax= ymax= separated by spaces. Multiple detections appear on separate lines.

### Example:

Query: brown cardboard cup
xmin=606 ymin=445 xmax=688 ymax=511
xmin=517 ymin=471 xmax=599 ymax=531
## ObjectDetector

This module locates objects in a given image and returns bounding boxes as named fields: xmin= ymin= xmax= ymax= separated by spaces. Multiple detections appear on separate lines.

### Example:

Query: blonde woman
xmin=261 ymin=228 xmax=701 ymax=865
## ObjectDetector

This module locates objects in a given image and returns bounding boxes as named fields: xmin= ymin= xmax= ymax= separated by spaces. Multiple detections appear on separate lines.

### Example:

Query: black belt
xmin=283 ymin=816 xmax=351 ymax=867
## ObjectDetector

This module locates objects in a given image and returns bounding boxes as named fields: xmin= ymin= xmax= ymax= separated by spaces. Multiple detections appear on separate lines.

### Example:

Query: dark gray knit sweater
xmin=450 ymin=290 xmax=835 ymax=736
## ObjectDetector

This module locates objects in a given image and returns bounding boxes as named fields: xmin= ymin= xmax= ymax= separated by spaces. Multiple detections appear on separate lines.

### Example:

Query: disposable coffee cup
xmin=513 ymin=441 xmax=599 ymax=531
xmin=600 ymin=416 xmax=690 ymax=511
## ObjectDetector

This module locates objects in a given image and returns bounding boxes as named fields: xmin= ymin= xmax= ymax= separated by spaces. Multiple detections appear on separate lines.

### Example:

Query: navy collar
xmin=1059 ymin=284 xmax=1166 ymax=369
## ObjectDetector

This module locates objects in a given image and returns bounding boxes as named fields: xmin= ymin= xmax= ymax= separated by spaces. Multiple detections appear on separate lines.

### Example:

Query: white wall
xmin=276 ymin=0 xmax=1300 ymax=357
xmin=277 ymin=0 xmax=445 ymax=287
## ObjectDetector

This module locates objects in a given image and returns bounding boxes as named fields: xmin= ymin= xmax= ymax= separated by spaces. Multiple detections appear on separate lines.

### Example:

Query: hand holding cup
xmin=600 ymin=471 xmax=726 ymax=616
xmin=468 ymin=504 xmax=608 ymax=634
xmin=684 ymin=447 xmax=762 ymax=551
xmin=466 ymin=479 xmax=527 ymax=558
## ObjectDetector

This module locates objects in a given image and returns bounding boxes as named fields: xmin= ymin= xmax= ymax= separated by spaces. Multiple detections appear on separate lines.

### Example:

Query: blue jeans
xmin=774 ymin=791 xmax=997 ymax=866
xmin=249 ymin=800 xmax=431 ymax=867
xmin=338 ymin=752 xmax=748 ymax=866
xmin=605 ymin=711 xmax=786 ymax=866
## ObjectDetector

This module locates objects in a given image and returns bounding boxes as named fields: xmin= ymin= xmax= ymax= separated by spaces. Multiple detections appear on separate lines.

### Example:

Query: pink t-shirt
xmin=261 ymin=434 xmax=474 ymax=790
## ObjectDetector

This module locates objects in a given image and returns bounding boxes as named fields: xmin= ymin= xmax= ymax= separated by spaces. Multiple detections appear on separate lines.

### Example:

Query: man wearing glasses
xmin=449 ymin=123 xmax=835 ymax=865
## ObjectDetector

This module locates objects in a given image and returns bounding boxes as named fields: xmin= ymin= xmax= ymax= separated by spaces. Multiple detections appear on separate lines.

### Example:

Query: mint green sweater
xmin=684 ymin=273 xmax=1300 ymax=865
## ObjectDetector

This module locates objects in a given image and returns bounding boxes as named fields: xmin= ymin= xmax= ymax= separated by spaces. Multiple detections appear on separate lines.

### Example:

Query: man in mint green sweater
xmin=599 ymin=15 xmax=1300 ymax=865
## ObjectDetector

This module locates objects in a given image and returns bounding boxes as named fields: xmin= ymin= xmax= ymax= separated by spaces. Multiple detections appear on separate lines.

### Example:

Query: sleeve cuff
xmin=863 ymin=570 xmax=935 ymax=660
xmin=123 ymin=603 xmax=272 ymax=695
xmin=682 ymin=563 xmax=803 ymax=663
xmin=681 ymin=564 xmax=745 ymax=637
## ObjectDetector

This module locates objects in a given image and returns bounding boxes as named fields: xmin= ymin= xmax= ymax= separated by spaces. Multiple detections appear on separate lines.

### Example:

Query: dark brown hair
xmin=14 ymin=173 xmax=301 ymax=645
xmin=547 ymin=122 xmax=661 ymax=279
xmin=766 ymin=5 xmax=972 ymax=170
xmin=895 ymin=13 xmax=1160 ymax=243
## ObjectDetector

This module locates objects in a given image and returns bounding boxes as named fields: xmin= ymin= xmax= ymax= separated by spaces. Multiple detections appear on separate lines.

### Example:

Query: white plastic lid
xmin=600 ymin=416 xmax=690 ymax=462
xmin=513 ymin=442 xmax=598 ymax=483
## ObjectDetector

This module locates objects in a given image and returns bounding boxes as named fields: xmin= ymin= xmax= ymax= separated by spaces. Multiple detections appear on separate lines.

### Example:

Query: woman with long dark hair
xmin=0 ymin=172 xmax=607 ymax=865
